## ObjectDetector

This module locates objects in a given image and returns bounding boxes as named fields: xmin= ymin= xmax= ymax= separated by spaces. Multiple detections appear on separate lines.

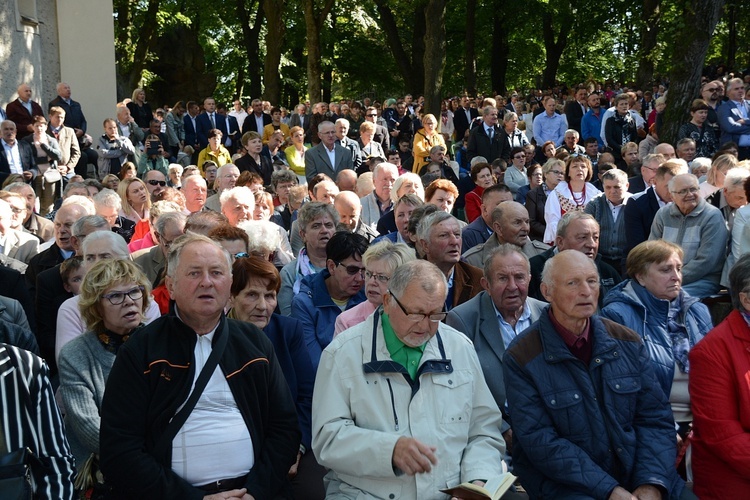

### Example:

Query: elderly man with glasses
xmin=312 ymin=259 xmax=511 ymax=500
xmin=649 ymin=173 xmax=727 ymax=298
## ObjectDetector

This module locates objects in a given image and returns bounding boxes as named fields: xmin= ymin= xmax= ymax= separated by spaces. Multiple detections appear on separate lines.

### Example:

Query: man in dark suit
xmin=0 ymin=120 xmax=37 ymax=184
xmin=6 ymin=83 xmax=45 ymax=140
xmin=241 ymin=98 xmax=272 ymax=135
xmin=627 ymin=153 xmax=663 ymax=194
xmin=183 ymin=100 xmax=200 ymax=154
xmin=47 ymin=83 xmax=87 ymax=138
xmin=563 ymin=86 xmax=588 ymax=135
xmin=0 ymin=265 xmax=35 ymax=333
xmin=195 ymin=96 xmax=228 ymax=150
xmin=453 ymin=96 xmax=478 ymax=143
xmin=467 ymin=106 xmax=507 ymax=163
xmin=624 ymin=162 xmax=684 ymax=260
xmin=289 ymin=104 xmax=311 ymax=141
xmin=462 ymin=184 xmax=513 ymax=250
xmin=718 ymin=77 xmax=750 ymax=159
xmin=447 ymin=244 xmax=546 ymax=444
xmin=334 ymin=118 xmax=362 ymax=172
xmin=304 ymin=121 xmax=354 ymax=183
xmin=224 ymin=110 xmax=241 ymax=154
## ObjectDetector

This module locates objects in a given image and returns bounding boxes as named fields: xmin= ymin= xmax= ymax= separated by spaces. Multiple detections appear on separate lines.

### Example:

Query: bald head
xmin=654 ymin=143 xmax=676 ymax=160
xmin=336 ymin=169 xmax=358 ymax=192
xmin=17 ymin=84 xmax=32 ymax=103
xmin=334 ymin=191 xmax=362 ymax=231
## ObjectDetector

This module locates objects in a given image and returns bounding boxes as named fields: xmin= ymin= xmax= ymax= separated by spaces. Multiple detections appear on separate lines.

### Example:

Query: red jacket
xmin=689 ymin=310 xmax=750 ymax=499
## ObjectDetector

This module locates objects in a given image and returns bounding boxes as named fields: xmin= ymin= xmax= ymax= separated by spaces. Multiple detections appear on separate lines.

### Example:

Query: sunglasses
xmin=147 ymin=180 xmax=167 ymax=187
xmin=336 ymin=262 xmax=365 ymax=276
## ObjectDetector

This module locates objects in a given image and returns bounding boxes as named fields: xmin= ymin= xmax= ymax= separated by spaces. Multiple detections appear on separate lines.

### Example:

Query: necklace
xmin=570 ymin=184 xmax=586 ymax=207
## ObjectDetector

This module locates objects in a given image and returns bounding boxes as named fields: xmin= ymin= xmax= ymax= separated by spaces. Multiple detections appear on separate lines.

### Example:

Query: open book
xmin=440 ymin=472 xmax=517 ymax=500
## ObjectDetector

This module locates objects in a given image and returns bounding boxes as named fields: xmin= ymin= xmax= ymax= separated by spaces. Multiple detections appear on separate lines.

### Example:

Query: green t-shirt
xmin=382 ymin=312 xmax=425 ymax=380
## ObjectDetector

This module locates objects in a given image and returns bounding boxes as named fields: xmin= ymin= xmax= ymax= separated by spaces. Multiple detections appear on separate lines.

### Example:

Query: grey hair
xmin=483 ymin=244 xmax=530 ymax=282
xmin=643 ymin=153 xmax=666 ymax=167
xmin=556 ymin=212 xmax=598 ymax=238
xmin=82 ymin=230 xmax=130 ymax=260
xmin=362 ymin=240 xmax=416 ymax=271
xmin=168 ymin=164 xmax=184 ymax=176
xmin=601 ymin=168 xmax=628 ymax=184
xmin=238 ymin=220 xmax=282 ymax=256
xmin=723 ymin=168 xmax=750 ymax=191
xmin=72 ymin=215 xmax=109 ymax=237
xmin=503 ymin=112 xmax=518 ymax=123
xmin=730 ymin=253 xmax=750 ymax=311
xmin=166 ymin=233 xmax=232 ymax=279
xmin=271 ymin=169 xmax=297 ymax=187
xmin=149 ymin=200 xmax=182 ymax=222
xmin=391 ymin=173 xmax=424 ymax=203
xmin=564 ymin=129 xmax=580 ymax=139
xmin=155 ymin=211 xmax=187 ymax=236
xmin=482 ymin=106 xmax=497 ymax=117
xmin=373 ymin=162 xmax=398 ymax=181
xmin=416 ymin=210 xmax=456 ymax=243
xmin=667 ymin=173 xmax=698 ymax=192
xmin=676 ymin=138 xmax=696 ymax=149
xmin=93 ymin=189 xmax=122 ymax=210
xmin=394 ymin=193 xmax=424 ymax=211
xmin=335 ymin=117 xmax=350 ymax=128
xmin=4 ymin=182 xmax=34 ymax=197
xmin=62 ymin=195 xmax=96 ymax=215
xmin=470 ymin=156 xmax=488 ymax=167
xmin=388 ymin=259 xmax=447 ymax=298
xmin=297 ymin=201 xmax=339 ymax=230
xmin=220 ymin=186 xmax=255 ymax=210
xmin=318 ymin=121 xmax=335 ymax=132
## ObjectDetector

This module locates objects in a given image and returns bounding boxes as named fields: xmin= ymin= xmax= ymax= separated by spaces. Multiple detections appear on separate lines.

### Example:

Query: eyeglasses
xmin=234 ymin=252 xmax=249 ymax=259
xmin=513 ymin=155 xmax=525 ymax=159
xmin=336 ymin=262 xmax=366 ymax=276
xmin=704 ymin=87 xmax=719 ymax=92
xmin=549 ymin=170 xmax=564 ymax=175
xmin=389 ymin=291 xmax=447 ymax=323
xmin=102 ymin=286 xmax=144 ymax=305
xmin=366 ymin=114 xmax=377 ymax=117
xmin=147 ymin=180 xmax=167 ymax=187
xmin=671 ymin=186 xmax=699 ymax=196
xmin=9 ymin=206 xmax=25 ymax=214
xmin=365 ymin=271 xmax=390 ymax=283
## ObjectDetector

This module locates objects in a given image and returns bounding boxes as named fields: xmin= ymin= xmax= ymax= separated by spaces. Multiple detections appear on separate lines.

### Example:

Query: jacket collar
xmin=539 ymin=312 xmax=619 ymax=365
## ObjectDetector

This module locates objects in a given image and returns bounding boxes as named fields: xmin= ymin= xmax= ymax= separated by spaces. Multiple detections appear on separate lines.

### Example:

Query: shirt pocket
xmin=433 ymin=370 xmax=473 ymax=426
xmin=542 ymin=388 xmax=585 ymax=437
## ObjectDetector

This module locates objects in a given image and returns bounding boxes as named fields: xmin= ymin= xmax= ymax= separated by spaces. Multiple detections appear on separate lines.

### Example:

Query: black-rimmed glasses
xmin=102 ymin=286 xmax=145 ymax=305
xmin=336 ymin=262 xmax=366 ymax=276
xmin=388 ymin=291 xmax=447 ymax=323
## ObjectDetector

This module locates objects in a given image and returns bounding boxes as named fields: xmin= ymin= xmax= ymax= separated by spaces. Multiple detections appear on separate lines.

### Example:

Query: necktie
xmin=487 ymin=127 xmax=493 ymax=141
xmin=210 ymin=113 xmax=216 ymax=128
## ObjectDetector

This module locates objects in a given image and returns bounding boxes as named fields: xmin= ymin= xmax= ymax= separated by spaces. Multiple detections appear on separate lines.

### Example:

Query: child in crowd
xmin=60 ymin=256 xmax=85 ymax=295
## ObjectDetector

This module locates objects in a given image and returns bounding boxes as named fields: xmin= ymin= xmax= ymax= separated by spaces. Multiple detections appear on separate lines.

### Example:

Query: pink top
xmin=128 ymin=232 xmax=155 ymax=253
xmin=333 ymin=301 xmax=378 ymax=337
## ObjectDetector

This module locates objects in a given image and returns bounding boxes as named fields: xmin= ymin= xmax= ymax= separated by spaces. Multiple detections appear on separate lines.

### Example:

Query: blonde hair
xmin=118 ymin=178 xmax=152 ymax=217
xmin=79 ymin=259 xmax=151 ymax=334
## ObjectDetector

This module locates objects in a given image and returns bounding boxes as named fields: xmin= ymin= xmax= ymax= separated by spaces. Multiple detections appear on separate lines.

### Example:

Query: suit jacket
xmin=241 ymin=112 xmax=273 ymax=135
xmin=6 ymin=99 xmax=45 ymax=139
xmin=0 ymin=296 xmax=32 ymax=334
xmin=337 ymin=136 xmax=362 ymax=173
xmin=462 ymin=216 xmax=492 ymax=251
xmin=48 ymin=96 xmax=87 ymax=132
xmin=133 ymin=245 xmax=165 ymax=286
xmin=450 ymin=261 xmax=484 ymax=310
xmin=717 ymin=99 xmax=750 ymax=145
xmin=624 ymin=187 xmax=661 ymax=256
xmin=0 ymin=139 xmax=37 ymax=184
xmin=627 ymin=175 xmax=647 ymax=194
xmin=289 ymin=113 xmax=311 ymax=139
xmin=304 ymin=142 xmax=354 ymax=183
xmin=453 ymin=106 xmax=478 ymax=143
xmin=446 ymin=290 xmax=546 ymax=426
xmin=183 ymin=113 xmax=199 ymax=149
xmin=195 ymin=112 xmax=228 ymax=149
xmin=33 ymin=262 xmax=72 ymax=376
xmin=0 ymin=266 xmax=35 ymax=333
xmin=563 ymin=100 xmax=587 ymax=134
xmin=48 ymin=124 xmax=81 ymax=169
xmin=24 ymin=213 xmax=55 ymax=243
xmin=1 ymin=229 xmax=39 ymax=265
xmin=467 ymin=123 xmax=508 ymax=163
xmin=373 ymin=123 xmax=390 ymax=151
xmin=225 ymin=114 xmax=241 ymax=151
xmin=526 ymin=185 xmax=548 ymax=242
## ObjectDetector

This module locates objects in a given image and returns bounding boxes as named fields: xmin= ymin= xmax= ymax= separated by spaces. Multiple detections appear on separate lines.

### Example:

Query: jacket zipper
xmin=386 ymin=378 xmax=399 ymax=431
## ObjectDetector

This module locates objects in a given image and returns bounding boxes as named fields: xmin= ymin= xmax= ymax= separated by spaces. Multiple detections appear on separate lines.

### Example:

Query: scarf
xmin=96 ymin=327 xmax=137 ymax=355
xmin=292 ymin=247 xmax=316 ymax=294
xmin=667 ymin=294 xmax=691 ymax=374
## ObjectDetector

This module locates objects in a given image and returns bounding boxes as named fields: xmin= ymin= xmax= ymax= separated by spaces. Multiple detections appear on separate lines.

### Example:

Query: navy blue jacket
xmin=503 ymin=313 xmax=684 ymax=499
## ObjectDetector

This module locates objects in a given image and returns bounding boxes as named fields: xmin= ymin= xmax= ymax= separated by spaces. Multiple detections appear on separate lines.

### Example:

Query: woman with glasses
xmin=504 ymin=146 xmax=529 ymax=195
xmin=334 ymin=241 xmax=415 ymax=336
xmin=678 ymin=99 xmax=718 ymax=159
xmin=501 ymin=111 xmax=530 ymax=150
xmin=543 ymin=155 xmax=600 ymax=244
xmin=358 ymin=121 xmax=385 ymax=165
xmin=526 ymin=158 xmax=564 ymax=241
xmin=58 ymin=259 xmax=152 ymax=467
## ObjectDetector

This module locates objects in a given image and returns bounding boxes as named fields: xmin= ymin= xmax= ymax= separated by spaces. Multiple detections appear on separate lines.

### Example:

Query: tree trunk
xmin=235 ymin=64 xmax=245 ymax=100
xmin=726 ymin=0 xmax=737 ymax=70
xmin=410 ymin=3 xmax=427 ymax=96
xmin=263 ymin=0 xmax=286 ymax=104
xmin=423 ymin=0 xmax=447 ymax=117
xmin=464 ymin=0 xmax=477 ymax=96
xmin=303 ymin=0 xmax=335 ymax=103
xmin=490 ymin=4 xmax=510 ymax=96
xmin=127 ymin=0 xmax=161 ymax=91
xmin=541 ymin=9 xmax=574 ymax=89
xmin=635 ymin=0 xmax=661 ymax=89
xmin=236 ymin=0 xmax=265 ymax=99
xmin=662 ymin=0 xmax=726 ymax=145
xmin=373 ymin=0 xmax=418 ymax=93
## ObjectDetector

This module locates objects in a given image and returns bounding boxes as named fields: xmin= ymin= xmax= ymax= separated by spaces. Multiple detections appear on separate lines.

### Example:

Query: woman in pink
xmin=333 ymin=241 xmax=415 ymax=337
xmin=688 ymin=254 xmax=750 ymax=499
xmin=464 ymin=162 xmax=496 ymax=223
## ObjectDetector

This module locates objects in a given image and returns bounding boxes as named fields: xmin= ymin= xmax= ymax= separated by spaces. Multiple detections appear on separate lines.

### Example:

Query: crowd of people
xmin=2 ymin=74 xmax=750 ymax=499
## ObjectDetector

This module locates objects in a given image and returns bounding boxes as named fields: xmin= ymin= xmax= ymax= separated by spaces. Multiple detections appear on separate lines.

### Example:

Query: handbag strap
xmin=152 ymin=319 xmax=229 ymax=458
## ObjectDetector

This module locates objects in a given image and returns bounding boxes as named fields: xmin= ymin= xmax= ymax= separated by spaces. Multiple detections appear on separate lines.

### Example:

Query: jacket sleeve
xmin=604 ymin=116 xmax=618 ymax=150
xmin=99 ymin=342 xmax=205 ymax=500
xmin=581 ymin=113 xmax=594 ymax=143
xmin=648 ymin=209 xmax=664 ymax=241
xmin=689 ymin=331 xmax=750 ymax=478
xmin=41 ymin=137 xmax=63 ymax=163
xmin=526 ymin=190 xmax=546 ymax=240
xmin=58 ymin=342 xmax=102 ymax=455
xmin=502 ymin=351 xmax=620 ymax=499
xmin=543 ymin=190 xmax=561 ymax=244
xmin=681 ymin=210 xmax=728 ymax=284
xmin=311 ymin=345 xmax=402 ymax=477
xmin=291 ymin=291 xmax=323 ymax=371
xmin=286 ymin=319 xmax=315 ymax=450
xmin=718 ymin=102 xmax=750 ymax=136
xmin=66 ymin=131 xmax=82 ymax=168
